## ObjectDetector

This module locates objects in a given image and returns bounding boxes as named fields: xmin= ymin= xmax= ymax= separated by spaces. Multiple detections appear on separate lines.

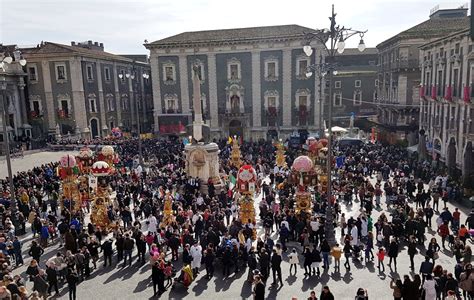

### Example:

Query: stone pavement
xmin=5 ymin=151 xmax=472 ymax=299
xmin=0 ymin=151 xmax=77 ymax=178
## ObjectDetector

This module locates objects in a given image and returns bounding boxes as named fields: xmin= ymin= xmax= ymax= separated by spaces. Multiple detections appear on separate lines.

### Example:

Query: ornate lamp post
xmin=303 ymin=4 xmax=367 ymax=244
xmin=118 ymin=64 xmax=148 ymax=167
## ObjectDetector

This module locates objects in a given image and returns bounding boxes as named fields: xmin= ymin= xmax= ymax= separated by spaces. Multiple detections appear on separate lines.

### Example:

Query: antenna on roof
xmin=459 ymin=2 xmax=468 ymax=9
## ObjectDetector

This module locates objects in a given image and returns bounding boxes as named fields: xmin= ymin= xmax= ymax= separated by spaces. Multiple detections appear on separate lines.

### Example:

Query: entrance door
xmin=463 ymin=142 xmax=473 ymax=188
xmin=447 ymin=137 xmax=457 ymax=176
xmin=229 ymin=119 xmax=243 ymax=140
xmin=90 ymin=119 xmax=99 ymax=138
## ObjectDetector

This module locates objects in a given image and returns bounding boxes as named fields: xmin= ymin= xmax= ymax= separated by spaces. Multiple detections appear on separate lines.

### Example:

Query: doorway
xmin=229 ymin=119 xmax=243 ymax=140
xmin=90 ymin=118 xmax=99 ymax=138
xmin=447 ymin=137 xmax=457 ymax=176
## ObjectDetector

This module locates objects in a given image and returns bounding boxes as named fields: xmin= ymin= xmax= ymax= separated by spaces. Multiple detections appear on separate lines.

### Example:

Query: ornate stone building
xmin=419 ymin=26 xmax=474 ymax=184
xmin=375 ymin=7 xmax=469 ymax=145
xmin=145 ymin=25 xmax=324 ymax=141
xmin=0 ymin=45 xmax=30 ymax=150
xmin=22 ymin=41 xmax=152 ymax=140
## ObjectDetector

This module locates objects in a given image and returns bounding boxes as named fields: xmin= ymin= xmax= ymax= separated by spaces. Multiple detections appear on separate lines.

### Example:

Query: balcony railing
xmin=391 ymin=59 xmax=420 ymax=70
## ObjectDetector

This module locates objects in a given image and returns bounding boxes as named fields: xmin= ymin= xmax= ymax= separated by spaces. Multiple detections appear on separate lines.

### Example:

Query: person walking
xmin=320 ymin=239 xmax=331 ymax=269
xmin=101 ymin=238 xmax=113 ymax=267
xmin=28 ymin=241 xmax=44 ymax=262
xmin=407 ymin=236 xmax=418 ymax=271
xmin=303 ymin=246 xmax=312 ymax=276
xmin=123 ymin=234 xmax=135 ymax=267
xmin=66 ymin=268 xmax=79 ymax=300
xmin=190 ymin=242 xmax=203 ymax=276
xmin=46 ymin=264 xmax=59 ymax=296
xmin=422 ymin=274 xmax=437 ymax=300
xmin=288 ymin=248 xmax=299 ymax=275
xmin=271 ymin=249 xmax=283 ymax=286
xmin=390 ymin=279 xmax=403 ymax=300
xmin=327 ymin=244 xmax=340 ymax=273
xmin=311 ymin=247 xmax=322 ymax=276
xmin=343 ymin=240 xmax=353 ymax=271
xmin=252 ymin=275 xmax=265 ymax=300
xmin=377 ymin=247 xmax=386 ymax=272
xmin=388 ymin=238 xmax=399 ymax=271
xmin=203 ymin=248 xmax=215 ymax=280
xmin=320 ymin=285 xmax=335 ymax=300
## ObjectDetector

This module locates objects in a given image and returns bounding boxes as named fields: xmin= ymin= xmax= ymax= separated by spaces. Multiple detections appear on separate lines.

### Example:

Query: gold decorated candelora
xmin=230 ymin=137 xmax=242 ymax=168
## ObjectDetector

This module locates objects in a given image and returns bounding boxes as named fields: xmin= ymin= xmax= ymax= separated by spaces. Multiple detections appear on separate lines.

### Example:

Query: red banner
xmin=463 ymin=86 xmax=471 ymax=103
xmin=159 ymin=123 xmax=186 ymax=134
xmin=431 ymin=85 xmax=437 ymax=100
xmin=445 ymin=85 xmax=452 ymax=101
xmin=419 ymin=85 xmax=425 ymax=99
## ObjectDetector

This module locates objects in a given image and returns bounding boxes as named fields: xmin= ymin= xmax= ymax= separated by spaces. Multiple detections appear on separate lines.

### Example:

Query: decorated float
xmin=237 ymin=164 xmax=258 ymax=238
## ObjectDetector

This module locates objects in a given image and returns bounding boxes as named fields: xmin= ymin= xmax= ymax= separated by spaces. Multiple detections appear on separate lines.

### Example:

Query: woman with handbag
xmin=427 ymin=237 xmax=441 ymax=264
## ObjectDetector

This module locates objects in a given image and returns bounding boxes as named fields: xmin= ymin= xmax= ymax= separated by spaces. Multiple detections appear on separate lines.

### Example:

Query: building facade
xmin=376 ymin=7 xmax=469 ymax=145
xmin=22 ymin=41 xmax=152 ymax=140
xmin=145 ymin=25 xmax=325 ymax=141
xmin=0 ymin=45 xmax=30 ymax=152
xmin=419 ymin=27 xmax=474 ymax=184
xmin=326 ymin=48 xmax=378 ymax=129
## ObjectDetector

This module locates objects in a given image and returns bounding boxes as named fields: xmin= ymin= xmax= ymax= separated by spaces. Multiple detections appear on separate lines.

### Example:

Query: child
xmin=288 ymin=248 xmax=299 ymax=275
xmin=377 ymin=247 xmax=385 ymax=272
xmin=164 ymin=261 xmax=174 ymax=288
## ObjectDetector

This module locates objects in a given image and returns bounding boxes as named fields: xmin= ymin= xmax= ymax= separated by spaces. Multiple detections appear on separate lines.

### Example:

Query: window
xmin=55 ymin=63 xmax=67 ymax=81
xmin=164 ymin=94 xmax=178 ymax=113
xmin=264 ymin=59 xmax=279 ymax=81
xmin=299 ymin=95 xmax=308 ymax=107
xmin=375 ymin=79 xmax=379 ymax=87
xmin=230 ymin=64 xmax=239 ymax=80
xmin=453 ymin=69 xmax=459 ymax=97
xmin=31 ymin=99 xmax=41 ymax=116
xmin=121 ymin=94 xmax=129 ymax=111
xmin=86 ymin=65 xmax=94 ymax=81
xmin=373 ymin=90 xmax=378 ymax=101
xmin=268 ymin=96 xmax=276 ymax=107
xmin=104 ymin=67 xmax=111 ymax=82
xmin=333 ymin=93 xmax=342 ymax=107
xmin=88 ymin=94 xmax=97 ymax=113
xmin=109 ymin=121 xmax=114 ymax=130
xmin=227 ymin=58 xmax=241 ymax=81
xmin=354 ymin=91 xmax=362 ymax=106
xmin=60 ymin=100 xmax=69 ymax=116
xmin=28 ymin=66 xmax=38 ymax=81
xmin=162 ymin=62 xmax=176 ymax=84
xmin=106 ymin=94 xmax=115 ymax=112
xmin=296 ymin=58 xmax=309 ymax=77
xmin=335 ymin=81 xmax=341 ymax=88
xmin=355 ymin=80 xmax=361 ymax=88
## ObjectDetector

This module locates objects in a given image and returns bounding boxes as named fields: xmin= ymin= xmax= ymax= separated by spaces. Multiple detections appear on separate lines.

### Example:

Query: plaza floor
xmin=7 ymin=151 xmax=472 ymax=299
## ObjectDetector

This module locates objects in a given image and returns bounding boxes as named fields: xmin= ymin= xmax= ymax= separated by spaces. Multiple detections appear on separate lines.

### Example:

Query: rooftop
xmin=22 ymin=42 xmax=138 ymax=63
xmin=377 ymin=9 xmax=469 ymax=49
xmin=147 ymin=24 xmax=316 ymax=48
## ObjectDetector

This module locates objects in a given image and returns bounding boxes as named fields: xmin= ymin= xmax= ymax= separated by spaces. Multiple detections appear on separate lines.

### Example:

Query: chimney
xmin=99 ymin=43 xmax=103 ymax=48
xmin=88 ymin=40 xmax=92 ymax=45
xmin=94 ymin=42 xmax=98 ymax=46
xmin=71 ymin=41 xmax=76 ymax=46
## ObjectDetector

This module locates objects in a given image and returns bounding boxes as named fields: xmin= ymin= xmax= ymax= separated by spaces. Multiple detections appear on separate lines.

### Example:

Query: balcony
xmin=225 ymin=107 xmax=245 ymax=116
xmin=162 ymin=108 xmax=181 ymax=114
xmin=391 ymin=59 xmax=420 ymax=71
xmin=57 ymin=109 xmax=71 ymax=120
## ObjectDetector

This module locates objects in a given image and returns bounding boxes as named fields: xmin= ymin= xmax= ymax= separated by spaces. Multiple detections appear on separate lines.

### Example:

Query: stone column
xmin=41 ymin=61 xmax=56 ymax=132
xmin=112 ymin=62 xmax=122 ymax=126
xmin=69 ymin=58 xmax=88 ymax=134
xmin=207 ymin=53 xmax=219 ymax=129
xmin=178 ymin=54 xmax=190 ymax=114
xmin=282 ymin=48 xmax=292 ymax=128
xmin=151 ymin=55 xmax=162 ymax=133
xmin=17 ymin=79 xmax=28 ymax=126
xmin=251 ymin=51 xmax=261 ymax=130
xmin=96 ymin=61 xmax=107 ymax=134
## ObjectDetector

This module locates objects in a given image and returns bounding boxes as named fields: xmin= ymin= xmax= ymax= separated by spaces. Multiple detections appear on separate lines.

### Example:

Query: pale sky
xmin=0 ymin=0 xmax=469 ymax=55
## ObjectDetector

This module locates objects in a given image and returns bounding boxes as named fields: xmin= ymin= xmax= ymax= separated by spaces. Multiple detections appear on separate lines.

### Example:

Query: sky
xmin=0 ymin=0 xmax=469 ymax=55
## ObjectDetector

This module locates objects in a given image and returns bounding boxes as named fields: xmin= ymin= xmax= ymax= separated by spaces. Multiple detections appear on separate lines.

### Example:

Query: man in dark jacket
xmin=46 ymin=265 xmax=59 ymax=295
xmin=270 ymin=249 xmax=283 ymax=286
xmin=123 ymin=234 xmax=135 ymax=266
xmin=101 ymin=239 xmax=113 ymax=267
xmin=28 ymin=241 xmax=44 ymax=262
xmin=258 ymin=249 xmax=270 ymax=282
xmin=136 ymin=235 xmax=147 ymax=264
xmin=66 ymin=269 xmax=79 ymax=300
xmin=419 ymin=256 xmax=434 ymax=282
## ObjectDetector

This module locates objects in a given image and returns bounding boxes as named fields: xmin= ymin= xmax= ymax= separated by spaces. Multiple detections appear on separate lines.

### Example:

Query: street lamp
xmin=303 ymin=4 xmax=367 ymax=245
xmin=118 ymin=64 xmax=143 ymax=166
xmin=0 ymin=49 xmax=27 ymax=233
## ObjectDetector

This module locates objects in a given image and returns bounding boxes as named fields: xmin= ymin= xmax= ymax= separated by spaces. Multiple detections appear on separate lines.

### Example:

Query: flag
xmin=336 ymin=156 xmax=345 ymax=168
xmin=227 ymin=136 xmax=233 ymax=144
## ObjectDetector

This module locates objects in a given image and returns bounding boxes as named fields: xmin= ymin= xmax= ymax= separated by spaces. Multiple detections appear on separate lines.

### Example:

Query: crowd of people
xmin=0 ymin=136 xmax=471 ymax=299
